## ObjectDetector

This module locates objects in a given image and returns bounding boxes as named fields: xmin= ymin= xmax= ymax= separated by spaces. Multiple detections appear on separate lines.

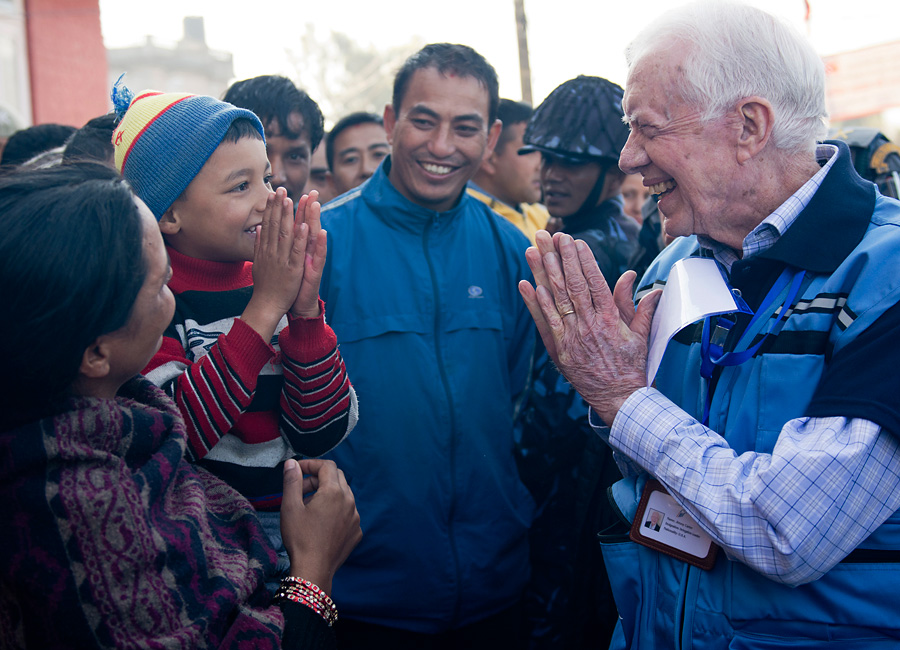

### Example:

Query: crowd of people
xmin=3 ymin=1 xmax=900 ymax=648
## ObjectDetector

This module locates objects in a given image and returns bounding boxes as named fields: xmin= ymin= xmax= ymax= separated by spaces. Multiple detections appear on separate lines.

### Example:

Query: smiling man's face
xmin=619 ymin=45 xmax=743 ymax=243
xmin=384 ymin=66 xmax=500 ymax=213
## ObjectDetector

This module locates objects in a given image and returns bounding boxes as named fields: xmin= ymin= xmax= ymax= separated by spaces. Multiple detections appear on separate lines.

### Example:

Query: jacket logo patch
xmin=468 ymin=285 xmax=484 ymax=298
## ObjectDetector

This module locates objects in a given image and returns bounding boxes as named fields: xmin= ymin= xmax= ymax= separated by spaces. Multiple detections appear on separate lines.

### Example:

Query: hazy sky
xmin=98 ymin=0 xmax=900 ymax=106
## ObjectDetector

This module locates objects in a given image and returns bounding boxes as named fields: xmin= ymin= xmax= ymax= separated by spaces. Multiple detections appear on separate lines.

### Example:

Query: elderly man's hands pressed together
xmin=518 ymin=230 xmax=661 ymax=426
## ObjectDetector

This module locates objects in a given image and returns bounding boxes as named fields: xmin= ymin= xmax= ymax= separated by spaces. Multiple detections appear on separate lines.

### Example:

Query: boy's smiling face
xmin=160 ymin=136 xmax=273 ymax=262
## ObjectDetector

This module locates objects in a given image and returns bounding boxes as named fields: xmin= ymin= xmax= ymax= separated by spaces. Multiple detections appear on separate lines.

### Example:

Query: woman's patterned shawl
xmin=0 ymin=376 xmax=284 ymax=649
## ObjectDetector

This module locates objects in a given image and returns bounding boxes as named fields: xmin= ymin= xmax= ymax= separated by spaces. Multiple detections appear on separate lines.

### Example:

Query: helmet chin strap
xmin=564 ymin=160 xmax=611 ymax=221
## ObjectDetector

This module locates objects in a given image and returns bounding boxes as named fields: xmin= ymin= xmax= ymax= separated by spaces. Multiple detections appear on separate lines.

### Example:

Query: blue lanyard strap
xmin=700 ymin=267 xmax=806 ymax=424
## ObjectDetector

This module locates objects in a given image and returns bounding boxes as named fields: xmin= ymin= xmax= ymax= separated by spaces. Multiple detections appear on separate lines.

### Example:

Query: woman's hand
xmin=280 ymin=458 xmax=362 ymax=595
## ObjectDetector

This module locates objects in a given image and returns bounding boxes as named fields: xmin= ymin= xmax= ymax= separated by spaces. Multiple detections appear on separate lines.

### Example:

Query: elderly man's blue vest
xmin=603 ymin=143 xmax=900 ymax=649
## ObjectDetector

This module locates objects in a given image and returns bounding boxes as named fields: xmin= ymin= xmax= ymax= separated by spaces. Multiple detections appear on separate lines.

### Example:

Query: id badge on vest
xmin=630 ymin=479 xmax=719 ymax=571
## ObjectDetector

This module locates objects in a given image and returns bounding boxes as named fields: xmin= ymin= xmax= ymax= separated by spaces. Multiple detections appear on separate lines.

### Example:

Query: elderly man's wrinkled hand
xmin=518 ymin=231 xmax=661 ymax=426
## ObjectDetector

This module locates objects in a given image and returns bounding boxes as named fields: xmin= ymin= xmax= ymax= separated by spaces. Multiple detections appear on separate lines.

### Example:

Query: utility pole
xmin=514 ymin=0 xmax=533 ymax=105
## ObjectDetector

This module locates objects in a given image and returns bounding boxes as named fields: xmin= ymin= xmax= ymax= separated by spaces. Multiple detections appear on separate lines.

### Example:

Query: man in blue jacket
xmin=319 ymin=43 xmax=535 ymax=648
xmin=520 ymin=2 xmax=900 ymax=649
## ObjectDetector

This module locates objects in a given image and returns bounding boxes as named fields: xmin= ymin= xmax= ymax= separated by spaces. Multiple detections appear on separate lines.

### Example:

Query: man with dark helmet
xmin=521 ymin=75 xmax=639 ymax=288
xmin=516 ymin=74 xmax=635 ymax=649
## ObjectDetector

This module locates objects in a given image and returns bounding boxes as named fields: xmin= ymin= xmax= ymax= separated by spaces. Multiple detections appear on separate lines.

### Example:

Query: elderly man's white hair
xmin=625 ymin=0 xmax=828 ymax=154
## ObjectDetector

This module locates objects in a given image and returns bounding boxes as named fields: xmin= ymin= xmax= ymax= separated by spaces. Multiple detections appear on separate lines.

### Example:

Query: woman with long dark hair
xmin=0 ymin=163 xmax=360 ymax=649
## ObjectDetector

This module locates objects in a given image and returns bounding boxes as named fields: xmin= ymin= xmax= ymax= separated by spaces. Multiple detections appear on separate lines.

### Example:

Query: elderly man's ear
xmin=735 ymin=97 xmax=775 ymax=164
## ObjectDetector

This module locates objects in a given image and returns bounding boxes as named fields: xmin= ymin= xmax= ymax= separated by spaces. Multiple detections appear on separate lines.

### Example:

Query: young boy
xmin=112 ymin=89 xmax=358 ymax=576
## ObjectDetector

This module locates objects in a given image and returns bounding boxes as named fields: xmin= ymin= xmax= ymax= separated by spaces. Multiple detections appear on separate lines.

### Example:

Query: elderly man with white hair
xmin=519 ymin=1 xmax=900 ymax=648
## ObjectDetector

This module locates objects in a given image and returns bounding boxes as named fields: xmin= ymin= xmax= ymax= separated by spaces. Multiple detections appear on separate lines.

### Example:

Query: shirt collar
xmin=701 ymin=144 xmax=839 ymax=272
xmin=467 ymin=181 xmax=521 ymax=214
xmin=361 ymin=155 xmax=471 ymax=226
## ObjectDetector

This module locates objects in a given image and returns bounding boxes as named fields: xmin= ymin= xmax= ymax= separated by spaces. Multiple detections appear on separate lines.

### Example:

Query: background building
xmin=106 ymin=16 xmax=233 ymax=100
xmin=0 ymin=7 xmax=233 ymax=159
xmin=824 ymin=39 xmax=900 ymax=140
xmin=2 ymin=2 xmax=898 ymax=158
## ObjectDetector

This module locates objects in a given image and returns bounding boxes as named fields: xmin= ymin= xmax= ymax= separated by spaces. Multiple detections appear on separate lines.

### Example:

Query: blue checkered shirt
xmin=593 ymin=145 xmax=900 ymax=585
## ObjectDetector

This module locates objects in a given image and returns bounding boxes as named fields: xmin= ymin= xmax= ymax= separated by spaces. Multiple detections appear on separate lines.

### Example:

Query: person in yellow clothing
xmin=468 ymin=99 xmax=548 ymax=244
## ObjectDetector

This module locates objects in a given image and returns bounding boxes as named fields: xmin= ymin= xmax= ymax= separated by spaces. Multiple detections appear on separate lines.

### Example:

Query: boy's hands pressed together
xmin=289 ymin=190 xmax=328 ymax=319
xmin=241 ymin=187 xmax=309 ymax=341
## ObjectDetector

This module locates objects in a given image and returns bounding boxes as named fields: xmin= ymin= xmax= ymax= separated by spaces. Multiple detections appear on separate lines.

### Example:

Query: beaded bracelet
xmin=274 ymin=581 xmax=335 ymax=626
xmin=274 ymin=577 xmax=339 ymax=626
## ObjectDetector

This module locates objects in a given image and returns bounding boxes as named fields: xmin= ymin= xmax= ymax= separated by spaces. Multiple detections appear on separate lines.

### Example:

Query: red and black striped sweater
xmin=143 ymin=246 xmax=358 ymax=510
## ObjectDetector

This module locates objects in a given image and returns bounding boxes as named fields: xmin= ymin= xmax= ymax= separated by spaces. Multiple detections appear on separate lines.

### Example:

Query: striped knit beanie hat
xmin=111 ymin=81 xmax=265 ymax=220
